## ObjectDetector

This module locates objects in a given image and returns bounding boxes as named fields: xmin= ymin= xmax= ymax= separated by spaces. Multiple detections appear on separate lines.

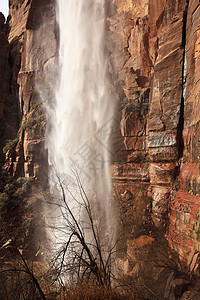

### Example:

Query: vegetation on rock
xmin=0 ymin=172 xmax=33 ymax=245
xmin=3 ymin=138 xmax=18 ymax=154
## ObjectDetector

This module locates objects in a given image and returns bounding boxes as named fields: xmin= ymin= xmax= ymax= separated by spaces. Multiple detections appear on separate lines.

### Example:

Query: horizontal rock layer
xmin=2 ymin=0 xmax=56 ymax=182
xmin=0 ymin=0 xmax=200 ymax=297
xmin=110 ymin=0 xmax=200 ymax=265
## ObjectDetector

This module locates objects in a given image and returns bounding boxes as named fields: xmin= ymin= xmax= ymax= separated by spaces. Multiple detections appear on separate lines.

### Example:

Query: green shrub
xmin=22 ymin=118 xmax=34 ymax=130
xmin=4 ymin=183 xmax=16 ymax=196
xmin=0 ymin=175 xmax=34 ymax=244
xmin=30 ymin=101 xmax=42 ymax=111
xmin=3 ymin=138 xmax=18 ymax=154
xmin=121 ymin=97 xmax=136 ymax=112
xmin=121 ymin=97 xmax=129 ymax=109
xmin=0 ymin=176 xmax=32 ymax=203
xmin=0 ymin=192 xmax=8 ymax=202
xmin=22 ymin=114 xmax=45 ymax=131
xmin=16 ymin=177 xmax=27 ymax=186
xmin=15 ymin=177 xmax=33 ymax=197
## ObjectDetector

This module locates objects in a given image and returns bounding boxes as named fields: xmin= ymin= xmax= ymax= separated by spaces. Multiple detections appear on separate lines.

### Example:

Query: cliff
xmin=1 ymin=0 xmax=200 ymax=298
xmin=108 ymin=0 xmax=199 ymax=252
xmin=0 ymin=12 xmax=17 ymax=164
xmin=2 ymin=0 xmax=56 ymax=181
xmin=107 ymin=0 xmax=200 ymax=297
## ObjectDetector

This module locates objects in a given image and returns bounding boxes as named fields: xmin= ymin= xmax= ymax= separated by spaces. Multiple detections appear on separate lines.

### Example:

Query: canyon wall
xmin=0 ymin=0 xmax=200 ymax=298
xmin=109 ymin=0 xmax=200 ymax=259
xmin=107 ymin=0 xmax=200 ymax=297
xmin=0 ymin=12 xmax=16 ymax=163
xmin=2 ymin=0 xmax=56 ymax=182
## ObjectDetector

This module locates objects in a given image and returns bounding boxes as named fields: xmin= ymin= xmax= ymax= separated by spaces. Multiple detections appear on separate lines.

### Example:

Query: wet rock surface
xmin=2 ymin=0 xmax=56 ymax=182
xmin=0 ymin=12 xmax=11 ymax=162
xmin=1 ymin=0 xmax=200 ymax=298
xmin=109 ymin=0 xmax=200 ymax=297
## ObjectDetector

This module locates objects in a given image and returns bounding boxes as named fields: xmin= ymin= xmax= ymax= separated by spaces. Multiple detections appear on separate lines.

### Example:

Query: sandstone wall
xmin=3 ymin=0 xmax=56 ymax=182
xmin=168 ymin=0 xmax=200 ymax=261
xmin=0 ymin=12 xmax=14 ymax=163
xmin=0 ymin=13 xmax=9 ymax=122
xmin=108 ymin=0 xmax=200 ymax=292
xmin=1 ymin=0 xmax=200 ymax=297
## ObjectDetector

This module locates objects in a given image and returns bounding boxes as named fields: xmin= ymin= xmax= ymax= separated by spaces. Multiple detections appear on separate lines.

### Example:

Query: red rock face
xmin=167 ymin=0 xmax=200 ymax=260
xmin=0 ymin=13 xmax=9 ymax=117
xmin=109 ymin=0 xmax=200 ymax=266
xmin=1 ymin=0 xmax=200 ymax=290
xmin=0 ymin=12 xmax=11 ymax=162
xmin=107 ymin=2 xmax=167 ymax=255
xmin=109 ymin=0 xmax=181 ymax=237
xmin=3 ymin=0 xmax=56 ymax=182
xmin=146 ymin=0 xmax=187 ymax=239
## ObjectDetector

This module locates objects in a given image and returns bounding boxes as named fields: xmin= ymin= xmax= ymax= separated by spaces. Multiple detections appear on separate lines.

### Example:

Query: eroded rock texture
xmin=3 ymin=0 xmax=56 ymax=181
xmin=0 ymin=13 xmax=9 ymax=121
xmin=168 ymin=0 xmax=200 ymax=261
xmin=0 ymin=12 xmax=15 ymax=163
xmin=107 ymin=0 xmax=200 ymax=297
xmin=1 ymin=0 xmax=200 ymax=298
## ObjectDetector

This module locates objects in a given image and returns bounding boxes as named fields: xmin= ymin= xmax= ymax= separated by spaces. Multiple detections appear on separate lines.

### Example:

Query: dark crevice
xmin=25 ymin=0 xmax=31 ymax=8
xmin=177 ymin=0 xmax=189 ymax=159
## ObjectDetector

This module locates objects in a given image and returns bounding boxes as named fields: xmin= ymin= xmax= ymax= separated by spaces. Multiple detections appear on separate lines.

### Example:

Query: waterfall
xmin=45 ymin=0 xmax=115 ymax=251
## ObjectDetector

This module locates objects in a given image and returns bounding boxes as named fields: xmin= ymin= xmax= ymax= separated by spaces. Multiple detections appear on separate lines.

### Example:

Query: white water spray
xmin=46 ymin=0 xmax=115 ymax=247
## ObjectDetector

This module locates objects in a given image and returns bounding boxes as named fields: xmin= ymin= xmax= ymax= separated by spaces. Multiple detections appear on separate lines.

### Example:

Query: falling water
xmin=46 ymin=0 xmax=115 ymax=247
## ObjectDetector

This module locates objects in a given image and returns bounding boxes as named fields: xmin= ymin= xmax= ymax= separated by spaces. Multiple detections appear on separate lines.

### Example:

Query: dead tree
xmin=0 ymin=241 xmax=46 ymax=299
xmin=46 ymin=168 xmax=117 ymax=288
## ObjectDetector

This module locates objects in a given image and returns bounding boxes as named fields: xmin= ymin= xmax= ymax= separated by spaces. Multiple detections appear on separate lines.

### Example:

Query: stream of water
xmin=46 ymin=0 xmax=115 ymax=252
